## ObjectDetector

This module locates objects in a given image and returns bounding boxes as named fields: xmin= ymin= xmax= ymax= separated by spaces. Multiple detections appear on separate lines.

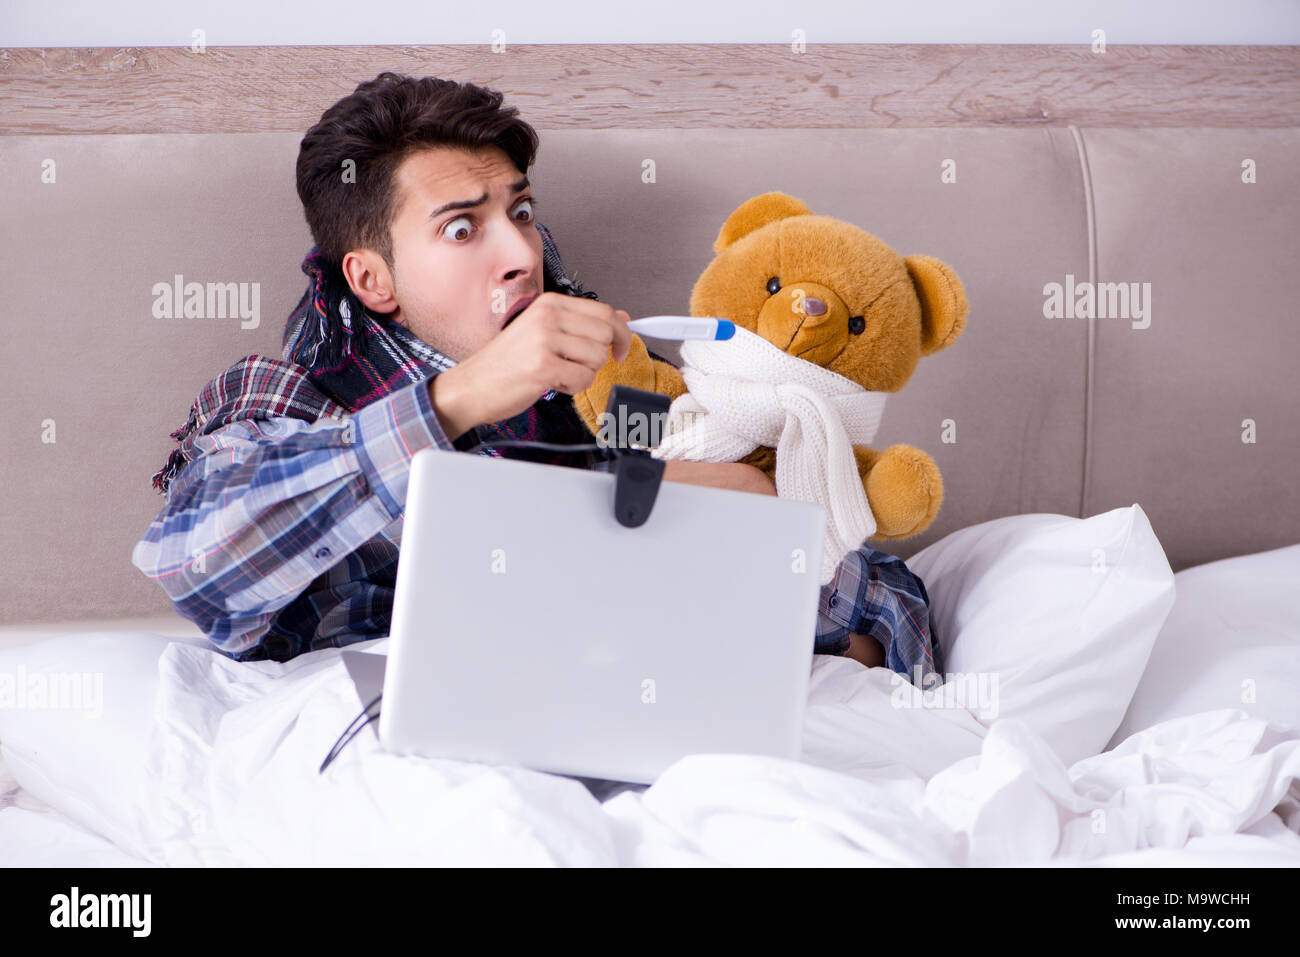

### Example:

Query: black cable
xmin=463 ymin=438 xmax=614 ymax=460
xmin=319 ymin=693 xmax=382 ymax=774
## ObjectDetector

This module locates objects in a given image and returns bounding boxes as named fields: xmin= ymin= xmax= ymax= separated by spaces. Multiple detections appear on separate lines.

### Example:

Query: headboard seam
xmin=1070 ymin=125 xmax=1099 ymax=520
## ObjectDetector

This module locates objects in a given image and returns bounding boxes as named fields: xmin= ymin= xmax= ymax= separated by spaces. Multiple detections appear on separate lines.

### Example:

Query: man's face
xmin=346 ymin=144 xmax=544 ymax=362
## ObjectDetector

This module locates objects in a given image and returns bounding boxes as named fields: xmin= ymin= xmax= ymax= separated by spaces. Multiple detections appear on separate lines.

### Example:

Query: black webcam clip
xmin=604 ymin=384 xmax=671 ymax=528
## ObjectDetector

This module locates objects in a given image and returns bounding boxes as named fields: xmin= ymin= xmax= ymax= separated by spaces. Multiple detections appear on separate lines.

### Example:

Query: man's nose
xmin=500 ymin=233 xmax=538 ymax=284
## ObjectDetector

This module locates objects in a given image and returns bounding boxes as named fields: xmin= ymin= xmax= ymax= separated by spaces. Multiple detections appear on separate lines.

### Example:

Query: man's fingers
xmin=611 ymin=309 xmax=631 ymax=362
xmin=548 ymin=296 xmax=632 ymax=363
xmin=549 ymin=330 xmax=615 ymax=375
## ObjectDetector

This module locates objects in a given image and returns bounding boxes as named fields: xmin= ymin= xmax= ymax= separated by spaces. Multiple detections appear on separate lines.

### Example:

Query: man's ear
xmin=904 ymin=255 xmax=969 ymax=356
xmin=342 ymin=249 xmax=399 ymax=315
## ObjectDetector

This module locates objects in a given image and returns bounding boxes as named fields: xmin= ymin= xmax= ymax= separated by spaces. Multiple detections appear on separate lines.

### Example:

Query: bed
xmin=2 ymin=511 xmax=1299 ymax=867
xmin=2 ymin=125 xmax=1298 ymax=866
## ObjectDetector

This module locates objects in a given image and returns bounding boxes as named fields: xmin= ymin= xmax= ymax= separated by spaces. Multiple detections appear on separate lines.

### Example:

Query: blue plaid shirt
xmin=133 ymin=349 xmax=942 ymax=687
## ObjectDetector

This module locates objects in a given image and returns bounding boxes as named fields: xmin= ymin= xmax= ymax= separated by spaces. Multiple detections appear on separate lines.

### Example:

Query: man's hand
xmin=844 ymin=632 xmax=886 ymax=668
xmin=429 ymin=293 xmax=633 ymax=441
xmin=661 ymin=460 xmax=778 ymax=497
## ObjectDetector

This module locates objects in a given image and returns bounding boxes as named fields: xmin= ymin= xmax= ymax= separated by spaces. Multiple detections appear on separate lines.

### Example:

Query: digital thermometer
xmin=626 ymin=316 xmax=736 ymax=341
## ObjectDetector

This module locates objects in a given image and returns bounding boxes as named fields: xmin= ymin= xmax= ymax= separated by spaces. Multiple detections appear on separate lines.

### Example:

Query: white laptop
xmin=365 ymin=445 xmax=827 ymax=785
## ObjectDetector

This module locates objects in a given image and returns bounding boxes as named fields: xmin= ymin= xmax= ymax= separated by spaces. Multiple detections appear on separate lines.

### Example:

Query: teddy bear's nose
xmin=799 ymin=297 xmax=828 ymax=317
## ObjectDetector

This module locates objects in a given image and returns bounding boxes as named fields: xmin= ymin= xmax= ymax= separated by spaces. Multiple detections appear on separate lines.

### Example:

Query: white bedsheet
xmin=0 ymin=751 xmax=158 ymax=867
xmin=7 ymin=636 xmax=1296 ymax=867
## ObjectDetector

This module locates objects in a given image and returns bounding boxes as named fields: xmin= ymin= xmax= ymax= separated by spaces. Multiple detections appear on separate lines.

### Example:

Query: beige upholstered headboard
xmin=3 ymin=48 xmax=1299 ymax=624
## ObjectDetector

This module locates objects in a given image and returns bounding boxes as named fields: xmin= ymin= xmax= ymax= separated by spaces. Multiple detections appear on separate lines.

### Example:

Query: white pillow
xmin=1108 ymin=543 xmax=1300 ymax=748
xmin=0 ymin=631 xmax=209 ymax=862
xmin=903 ymin=505 xmax=1175 ymax=767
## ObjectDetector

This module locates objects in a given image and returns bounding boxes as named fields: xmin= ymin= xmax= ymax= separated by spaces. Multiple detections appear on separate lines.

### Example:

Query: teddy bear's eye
xmin=848 ymin=315 xmax=866 ymax=335
xmin=765 ymin=277 xmax=781 ymax=295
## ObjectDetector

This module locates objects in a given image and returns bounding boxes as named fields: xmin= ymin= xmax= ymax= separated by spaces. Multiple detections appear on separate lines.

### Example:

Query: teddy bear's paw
xmin=862 ymin=444 xmax=944 ymax=541
xmin=571 ymin=334 xmax=660 ymax=436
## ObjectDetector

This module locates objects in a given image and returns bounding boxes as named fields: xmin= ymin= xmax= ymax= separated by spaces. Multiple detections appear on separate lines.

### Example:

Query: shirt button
xmin=828 ymin=596 xmax=838 ymax=608
xmin=315 ymin=547 xmax=332 ymax=559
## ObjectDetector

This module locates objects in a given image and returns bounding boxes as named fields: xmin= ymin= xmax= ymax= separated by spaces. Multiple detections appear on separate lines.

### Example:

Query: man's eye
xmin=443 ymin=215 xmax=473 ymax=241
xmin=442 ymin=199 xmax=537 ymax=241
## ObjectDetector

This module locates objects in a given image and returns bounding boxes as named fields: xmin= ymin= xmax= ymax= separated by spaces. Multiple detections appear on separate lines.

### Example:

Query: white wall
xmin=2 ymin=0 xmax=1297 ymax=47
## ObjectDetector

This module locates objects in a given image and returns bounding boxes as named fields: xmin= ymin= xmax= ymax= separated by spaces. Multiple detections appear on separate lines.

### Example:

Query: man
xmin=133 ymin=72 xmax=943 ymax=684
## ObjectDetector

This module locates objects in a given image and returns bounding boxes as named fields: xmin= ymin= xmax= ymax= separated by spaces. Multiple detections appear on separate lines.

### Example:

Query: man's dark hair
xmin=296 ymin=72 xmax=540 ymax=273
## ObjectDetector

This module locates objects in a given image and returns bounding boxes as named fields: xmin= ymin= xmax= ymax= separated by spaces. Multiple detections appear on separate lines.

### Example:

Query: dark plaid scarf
xmin=152 ymin=221 xmax=611 ymax=495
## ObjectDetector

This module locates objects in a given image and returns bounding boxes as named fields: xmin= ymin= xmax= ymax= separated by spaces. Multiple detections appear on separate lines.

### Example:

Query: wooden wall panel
xmin=1 ymin=44 xmax=1297 ymax=133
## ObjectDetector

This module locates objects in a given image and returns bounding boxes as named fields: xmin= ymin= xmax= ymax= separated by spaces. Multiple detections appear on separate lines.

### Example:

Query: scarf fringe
xmin=150 ymin=400 xmax=203 ymax=492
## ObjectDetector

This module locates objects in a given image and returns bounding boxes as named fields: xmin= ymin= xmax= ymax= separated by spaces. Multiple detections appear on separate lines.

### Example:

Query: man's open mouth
xmin=503 ymin=294 xmax=538 ymax=328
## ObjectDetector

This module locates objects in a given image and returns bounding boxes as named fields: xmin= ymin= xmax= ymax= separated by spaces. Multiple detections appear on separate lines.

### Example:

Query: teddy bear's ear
xmin=904 ymin=255 xmax=969 ymax=356
xmin=713 ymin=192 xmax=814 ymax=255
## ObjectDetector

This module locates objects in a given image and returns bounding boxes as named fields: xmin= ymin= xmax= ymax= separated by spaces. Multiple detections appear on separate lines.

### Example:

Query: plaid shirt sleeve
xmin=813 ymin=544 xmax=944 ymax=688
xmin=131 ymin=377 xmax=454 ymax=658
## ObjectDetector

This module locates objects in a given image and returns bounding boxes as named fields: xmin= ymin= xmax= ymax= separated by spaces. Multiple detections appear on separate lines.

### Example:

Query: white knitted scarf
xmin=649 ymin=325 xmax=889 ymax=584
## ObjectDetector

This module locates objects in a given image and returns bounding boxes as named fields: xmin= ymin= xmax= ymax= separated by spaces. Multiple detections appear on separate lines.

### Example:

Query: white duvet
xmin=6 ymin=510 xmax=1299 ymax=867
xmin=82 ymin=638 xmax=1294 ymax=867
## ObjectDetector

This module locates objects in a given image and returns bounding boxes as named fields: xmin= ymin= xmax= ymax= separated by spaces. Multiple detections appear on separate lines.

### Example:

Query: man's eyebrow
xmin=427 ymin=176 xmax=531 ymax=221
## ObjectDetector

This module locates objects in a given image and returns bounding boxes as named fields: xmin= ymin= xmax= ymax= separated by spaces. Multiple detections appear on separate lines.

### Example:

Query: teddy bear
xmin=571 ymin=191 xmax=968 ymax=543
